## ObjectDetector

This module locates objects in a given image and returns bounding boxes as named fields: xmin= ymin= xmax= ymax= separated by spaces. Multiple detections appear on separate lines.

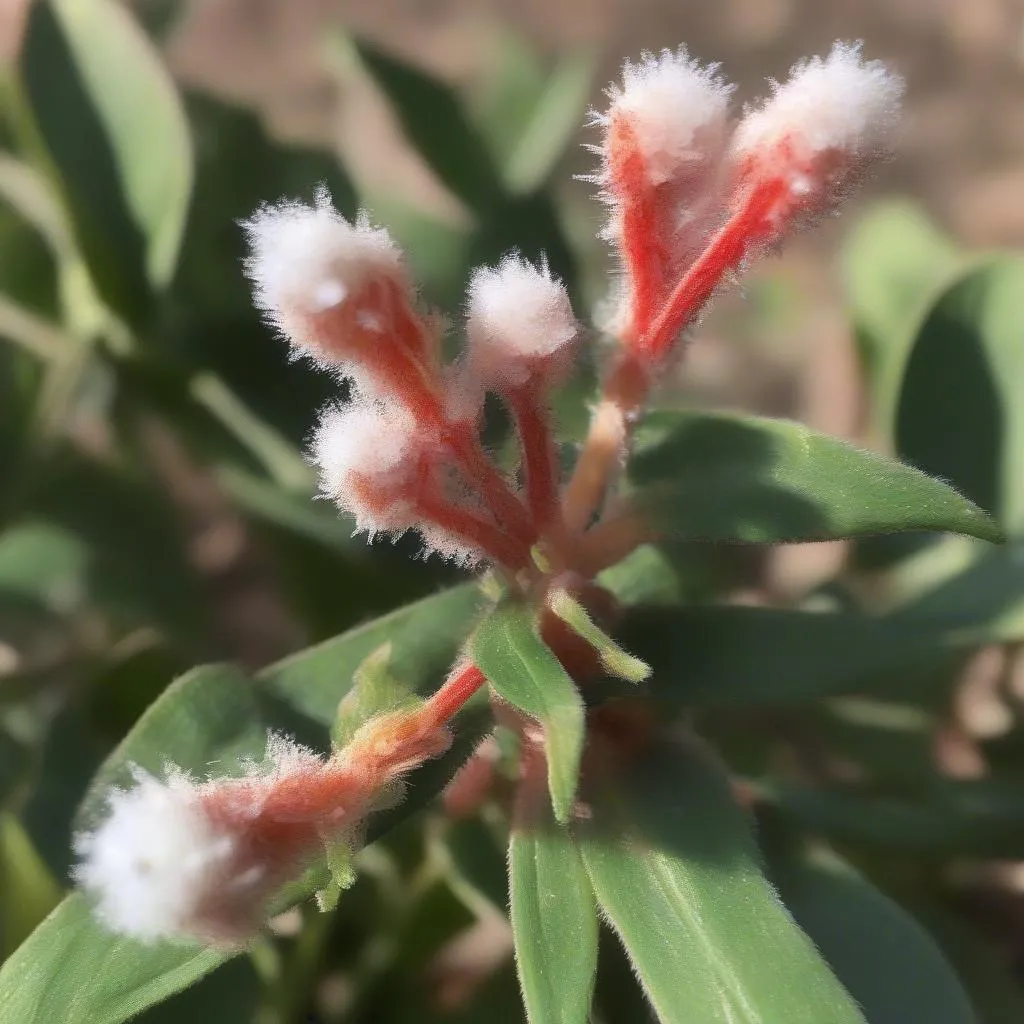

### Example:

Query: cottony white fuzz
xmin=311 ymin=400 xmax=421 ymax=533
xmin=608 ymin=48 xmax=733 ymax=185
xmin=733 ymin=42 xmax=903 ymax=165
xmin=73 ymin=769 xmax=232 ymax=943
xmin=243 ymin=187 xmax=405 ymax=355
xmin=466 ymin=256 xmax=577 ymax=388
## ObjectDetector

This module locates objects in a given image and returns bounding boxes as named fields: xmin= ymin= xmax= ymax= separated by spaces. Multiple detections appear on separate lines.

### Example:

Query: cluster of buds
xmin=76 ymin=41 xmax=902 ymax=944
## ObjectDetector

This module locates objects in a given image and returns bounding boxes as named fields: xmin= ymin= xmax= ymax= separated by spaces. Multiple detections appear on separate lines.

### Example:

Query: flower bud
xmin=73 ymin=737 xmax=356 ymax=944
xmin=243 ymin=189 xmax=441 ymax=416
xmin=465 ymin=256 xmax=578 ymax=390
xmin=731 ymin=42 xmax=903 ymax=239
xmin=311 ymin=399 xmax=425 ymax=538
xmin=605 ymin=48 xmax=733 ymax=190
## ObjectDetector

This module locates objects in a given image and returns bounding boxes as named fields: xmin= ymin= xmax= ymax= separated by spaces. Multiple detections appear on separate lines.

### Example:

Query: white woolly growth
xmin=466 ymin=256 xmax=577 ymax=388
xmin=311 ymin=400 xmax=421 ymax=533
xmin=242 ymin=187 xmax=405 ymax=353
xmin=607 ymin=48 xmax=734 ymax=185
xmin=73 ymin=769 xmax=233 ymax=942
xmin=733 ymin=42 xmax=904 ymax=164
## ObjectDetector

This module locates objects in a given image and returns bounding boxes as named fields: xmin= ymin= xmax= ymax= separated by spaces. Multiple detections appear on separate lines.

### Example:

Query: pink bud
xmin=731 ymin=42 xmax=904 ymax=239
xmin=465 ymin=256 xmax=578 ymax=390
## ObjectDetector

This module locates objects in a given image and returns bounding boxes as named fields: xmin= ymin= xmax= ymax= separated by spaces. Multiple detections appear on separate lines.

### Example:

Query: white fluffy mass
xmin=74 ymin=769 xmax=234 ymax=943
xmin=466 ymin=256 xmax=577 ymax=388
xmin=733 ymin=42 xmax=904 ymax=162
xmin=243 ymin=187 xmax=405 ymax=352
xmin=609 ymin=48 xmax=734 ymax=185
xmin=311 ymin=400 xmax=420 ymax=533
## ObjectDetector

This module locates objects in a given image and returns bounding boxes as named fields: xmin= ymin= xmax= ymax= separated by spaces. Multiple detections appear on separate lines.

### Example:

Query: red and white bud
xmin=73 ymin=737 xmax=360 ymax=944
xmin=595 ymin=48 xmax=734 ymax=342
xmin=243 ymin=190 xmax=441 ymax=417
xmin=604 ymin=48 xmax=733 ymax=189
xmin=311 ymin=399 xmax=425 ymax=539
xmin=731 ymin=42 xmax=904 ymax=239
xmin=466 ymin=256 xmax=578 ymax=390
xmin=75 ymin=716 xmax=453 ymax=945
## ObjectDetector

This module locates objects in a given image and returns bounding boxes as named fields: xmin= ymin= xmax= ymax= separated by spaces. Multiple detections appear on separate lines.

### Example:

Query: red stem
xmin=416 ymin=489 xmax=531 ymax=570
xmin=640 ymin=181 xmax=783 ymax=359
xmin=444 ymin=422 xmax=536 ymax=546
xmin=423 ymin=663 xmax=487 ymax=727
xmin=507 ymin=384 xmax=560 ymax=532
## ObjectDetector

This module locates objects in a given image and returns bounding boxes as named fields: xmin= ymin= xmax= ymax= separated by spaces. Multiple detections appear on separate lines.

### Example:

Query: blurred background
xmin=2 ymin=0 xmax=1024 ymax=1020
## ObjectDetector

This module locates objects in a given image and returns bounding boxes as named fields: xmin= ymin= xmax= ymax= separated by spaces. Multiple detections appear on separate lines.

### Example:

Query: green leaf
xmin=618 ymin=603 xmax=957 ymax=706
xmin=897 ymin=257 xmax=1024 ymax=532
xmin=20 ymin=0 xmax=193 ymax=322
xmin=331 ymin=642 xmax=418 ymax=749
xmin=629 ymin=410 xmax=1003 ymax=545
xmin=0 ymin=893 xmax=231 ymax=1024
xmin=842 ymin=200 xmax=958 ymax=439
xmin=509 ymin=818 xmax=598 ymax=1024
xmin=577 ymin=734 xmax=865 ymax=1023
xmin=472 ymin=602 xmax=585 ymax=822
xmin=263 ymin=582 xmax=483 ymax=726
xmin=765 ymin=837 xmax=975 ymax=1024
xmin=548 ymin=589 xmax=650 ymax=683
xmin=353 ymin=39 xmax=505 ymax=214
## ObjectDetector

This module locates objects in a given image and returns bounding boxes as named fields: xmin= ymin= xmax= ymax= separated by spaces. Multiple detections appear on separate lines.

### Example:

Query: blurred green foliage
xmin=0 ymin=2 xmax=1022 ymax=1022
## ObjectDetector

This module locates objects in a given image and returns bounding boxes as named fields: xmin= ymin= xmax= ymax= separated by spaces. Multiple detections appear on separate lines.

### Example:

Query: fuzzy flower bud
xmin=596 ymin=48 xmax=734 ymax=342
xmin=74 ymin=737 xmax=359 ymax=943
xmin=732 ymin=42 xmax=904 ymax=237
xmin=605 ymin=48 xmax=733 ymax=189
xmin=466 ymin=256 xmax=578 ymax=390
xmin=75 ymin=715 xmax=452 ymax=945
xmin=243 ymin=189 xmax=441 ymax=418
xmin=311 ymin=399 xmax=424 ymax=539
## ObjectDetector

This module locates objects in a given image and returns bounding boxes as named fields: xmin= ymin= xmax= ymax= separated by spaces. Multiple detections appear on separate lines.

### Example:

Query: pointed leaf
xmin=21 ymin=0 xmax=193 ymax=322
xmin=765 ymin=839 xmax=975 ymax=1024
xmin=629 ymin=410 xmax=1002 ymax=545
xmin=472 ymin=602 xmax=585 ymax=822
xmin=549 ymin=589 xmax=650 ymax=683
xmin=509 ymin=818 xmax=598 ymax=1024
xmin=897 ymin=257 xmax=1024 ymax=532
xmin=577 ymin=735 xmax=865 ymax=1024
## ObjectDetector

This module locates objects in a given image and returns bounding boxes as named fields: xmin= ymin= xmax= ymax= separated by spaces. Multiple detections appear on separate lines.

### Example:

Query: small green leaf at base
xmin=472 ymin=602 xmax=585 ymax=823
xmin=548 ymin=589 xmax=650 ymax=683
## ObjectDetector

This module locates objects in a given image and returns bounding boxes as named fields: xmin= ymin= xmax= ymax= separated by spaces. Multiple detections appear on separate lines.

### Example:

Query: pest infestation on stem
xmin=73 ymin=42 xmax=903 ymax=944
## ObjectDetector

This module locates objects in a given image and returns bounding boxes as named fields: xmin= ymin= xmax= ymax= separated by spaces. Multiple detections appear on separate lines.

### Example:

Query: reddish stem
xmin=423 ymin=663 xmax=487 ymax=727
xmin=506 ymin=383 xmax=560 ymax=532
xmin=416 ymin=489 xmax=531 ymax=570
xmin=444 ymin=422 xmax=536 ymax=546
xmin=640 ymin=181 xmax=783 ymax=359
xmin=609 ymin=119 xmax=665 ymax=341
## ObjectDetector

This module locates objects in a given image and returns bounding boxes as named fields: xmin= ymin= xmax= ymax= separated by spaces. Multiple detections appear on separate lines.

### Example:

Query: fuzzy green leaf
xmin=509 ymin=818 xmax=598 ymax=1024
xmin=472 ymin=602 xmax=585 ymax=822
xmin=577 ymin=735 xmax=865 ymax=1024
xmin=630 ymin=410 xmax=1003 ymax=545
